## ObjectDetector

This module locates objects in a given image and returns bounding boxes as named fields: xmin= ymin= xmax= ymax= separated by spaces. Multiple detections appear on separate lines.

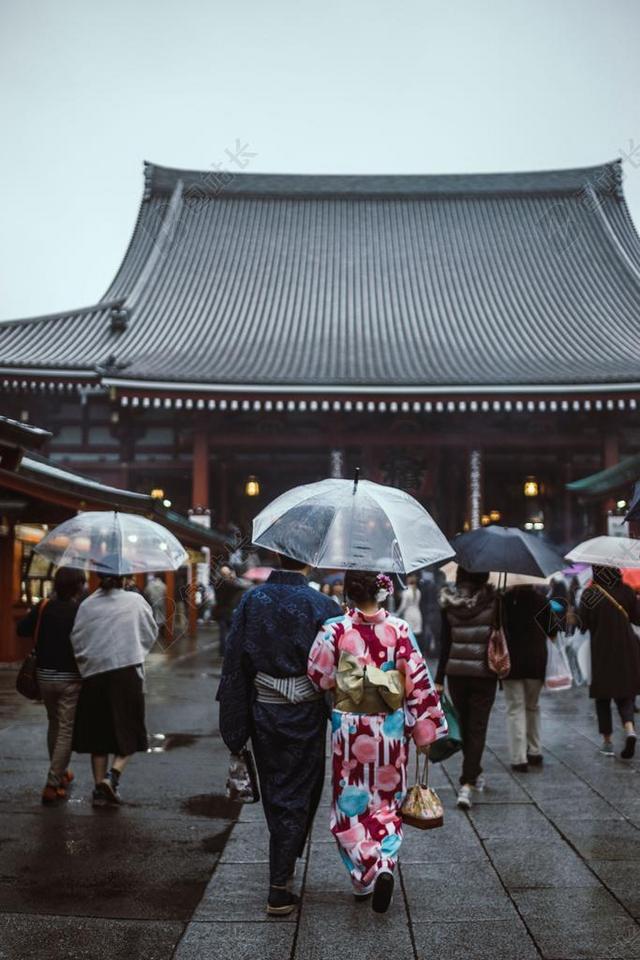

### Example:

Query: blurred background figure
xmin=396 ymin=573 xmax=423 ymax=649
xmin=144 ymin=574 xmax=167 ymax=637
xmin=213 ymin=564 xmax=249 ymax=656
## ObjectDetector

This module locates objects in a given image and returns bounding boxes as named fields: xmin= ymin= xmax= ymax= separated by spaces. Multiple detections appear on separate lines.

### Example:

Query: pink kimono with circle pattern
xmin=307 ymin=607 xmax=448 ymax=891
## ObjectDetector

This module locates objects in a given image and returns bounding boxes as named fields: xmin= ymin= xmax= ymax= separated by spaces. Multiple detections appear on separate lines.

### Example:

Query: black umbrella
xmin=452 ymin=526 xmax=564 ymax=578
xmin=624 ymin=482 xmax=640 ymax=523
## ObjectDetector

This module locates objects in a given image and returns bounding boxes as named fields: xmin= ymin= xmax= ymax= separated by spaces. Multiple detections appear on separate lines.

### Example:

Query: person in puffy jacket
xmin=436 ymin=567 xmax=497 ymax=810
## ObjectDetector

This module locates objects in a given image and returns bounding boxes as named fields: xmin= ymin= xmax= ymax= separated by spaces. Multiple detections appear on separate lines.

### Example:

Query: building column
xmin=563 ymin=461 xmax=573 ymax=546
xmin=192 ymin=430 xmax=210 ymax=512
xmin=603 ymin=432 xmax=619 ymax=531
xmin=0 ymin=524 xmax=22 ymax=662
xmin=330 ymin=449 xmax=345 ymax=479
xmin=468 ymin=449 xmax=483 ymax=530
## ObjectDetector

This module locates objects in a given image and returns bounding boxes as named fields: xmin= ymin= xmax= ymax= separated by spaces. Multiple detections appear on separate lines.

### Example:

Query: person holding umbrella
xmin=579 ymin=565 xmax=640 ymax=758
xmin=70 ymin=560 xmax=158 ymax=805
xmin=307 ymin=570 xmax=447 ymax=913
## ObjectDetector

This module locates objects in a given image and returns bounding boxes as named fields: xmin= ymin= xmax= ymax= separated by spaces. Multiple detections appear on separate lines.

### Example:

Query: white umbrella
xmin=35 ymin=511 xmax=188 ymax=574
xmin=252 ymin=476 xmax=453 ymax=573
xmin=565 ymin=535 xmax=640 ymax=570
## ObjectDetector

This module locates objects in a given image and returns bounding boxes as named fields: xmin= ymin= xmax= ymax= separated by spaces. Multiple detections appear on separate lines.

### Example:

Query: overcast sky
xmin=1 ymin=0 xmax=639 ymax=321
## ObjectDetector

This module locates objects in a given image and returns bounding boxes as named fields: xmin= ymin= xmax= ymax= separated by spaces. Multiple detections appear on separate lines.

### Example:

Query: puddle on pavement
xmin=148 ymin=732 xmax=202 ymax=752
xmin=182 ymin=794 xmax=241 ymax=820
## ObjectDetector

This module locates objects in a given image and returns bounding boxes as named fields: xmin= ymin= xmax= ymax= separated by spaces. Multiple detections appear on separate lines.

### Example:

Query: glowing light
xmin=151 ymin=488 xmax=165 ymax=500
xmin=489 ymin=510 xmax=501 ymax=523
xmin=245 ymin=475 xmax=260 ymax=497
xmin=523 ymin=478 xmax=539 ymax=498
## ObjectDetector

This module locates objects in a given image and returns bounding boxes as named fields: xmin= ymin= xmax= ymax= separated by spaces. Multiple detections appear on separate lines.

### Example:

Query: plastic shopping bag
xmin=564 ymin=630 xmax=589 ymax=687
xmin=429 ymin=693 xmax=463 ymax=763
xmin=545 ymin=637 xmax=573 ymax=692
xmin=576 ymin=631 xmax=592 ymax=686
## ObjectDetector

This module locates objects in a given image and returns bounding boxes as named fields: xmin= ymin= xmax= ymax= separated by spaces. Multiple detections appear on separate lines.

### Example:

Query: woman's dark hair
xmin=54 ymin=567 xmax=86 ymax=601
xmin=456 ymin=566 xmax=490 ymax=589
xmin=278 ymin=554 xmax=308 ymax=571
xmin=98 ymin=572 xmax=124 ymax=592
xmin=344 ymin=570 xmax=380 ymax=606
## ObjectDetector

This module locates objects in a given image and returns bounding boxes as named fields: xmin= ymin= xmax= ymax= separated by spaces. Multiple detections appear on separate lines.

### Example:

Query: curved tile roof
xmin=2 ymin=159 xmax=640 ymax=394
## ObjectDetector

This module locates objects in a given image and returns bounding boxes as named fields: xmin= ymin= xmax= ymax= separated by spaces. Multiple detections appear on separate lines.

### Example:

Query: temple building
xmin=1 ymin=159 xmax=639 ymax=543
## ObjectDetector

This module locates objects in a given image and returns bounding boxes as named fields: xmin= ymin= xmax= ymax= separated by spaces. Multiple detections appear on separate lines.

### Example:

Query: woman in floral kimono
xmin=307 ymin=570 xmax=448 ymax=913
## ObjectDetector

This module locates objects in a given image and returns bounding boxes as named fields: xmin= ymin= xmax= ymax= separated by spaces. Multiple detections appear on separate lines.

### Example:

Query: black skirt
xmin=73 ymin=665 xmax=148 ymax=756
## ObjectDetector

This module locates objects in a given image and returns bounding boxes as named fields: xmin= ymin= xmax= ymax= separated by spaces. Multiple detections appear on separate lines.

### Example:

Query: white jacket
xmin=71 ymin=588 xmax=158 ymax=678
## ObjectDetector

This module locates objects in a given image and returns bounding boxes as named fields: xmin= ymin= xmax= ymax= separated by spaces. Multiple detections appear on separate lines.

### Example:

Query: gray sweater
xmin=70 ymin=588 xmax=158 ymax=678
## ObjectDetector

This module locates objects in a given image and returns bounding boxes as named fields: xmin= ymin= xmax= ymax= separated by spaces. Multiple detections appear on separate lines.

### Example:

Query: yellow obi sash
xmin=334 ymin=651 xmax=404 ymax=715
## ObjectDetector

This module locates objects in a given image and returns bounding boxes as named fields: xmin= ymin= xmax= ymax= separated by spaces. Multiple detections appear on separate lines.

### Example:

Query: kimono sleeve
xmin=397 ymin=627 xmax=448 ymax=747
xmin=307 ymin=619 xmax=340 ymax=691
xmin=216 ymin=595 xmax=253 ymax=754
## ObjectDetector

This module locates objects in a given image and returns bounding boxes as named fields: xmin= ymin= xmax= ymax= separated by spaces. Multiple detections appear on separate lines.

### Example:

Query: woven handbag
xmin=401 ymin=752 xmax=444 ymax=830
xmin=15 ymin=598 xmax=49 ymax=701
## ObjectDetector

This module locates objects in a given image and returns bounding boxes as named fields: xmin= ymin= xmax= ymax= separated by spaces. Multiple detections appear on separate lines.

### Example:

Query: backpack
xmin=487 ymin=597 xmax=511 ymax=679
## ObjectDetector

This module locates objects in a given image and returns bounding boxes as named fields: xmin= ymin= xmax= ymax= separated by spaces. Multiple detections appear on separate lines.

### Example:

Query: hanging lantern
xmin=480 ymin=514 xmax=491 ymax=526
xmin=489 ymin=509 xmax=501 ymax=523
xmin=150 ymin=488 xmax=165 ymax=500
xmin=245 ymin=475 xmax=260 ymax=497
xmin=523 ymin=477 xmax=539 ymax=498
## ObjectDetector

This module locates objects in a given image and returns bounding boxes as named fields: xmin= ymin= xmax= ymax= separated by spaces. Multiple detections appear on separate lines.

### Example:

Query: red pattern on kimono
xmin=308 ymin=607 xmax=448 ymax=891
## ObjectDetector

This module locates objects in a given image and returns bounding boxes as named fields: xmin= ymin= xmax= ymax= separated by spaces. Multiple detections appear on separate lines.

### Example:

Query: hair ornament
xmin=375 ymin=573 xmax=393 ymax=602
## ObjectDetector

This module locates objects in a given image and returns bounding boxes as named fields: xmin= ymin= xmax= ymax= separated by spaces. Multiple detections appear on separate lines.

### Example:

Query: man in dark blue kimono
xmin=217 ymin=557 xmax=338 ymax=915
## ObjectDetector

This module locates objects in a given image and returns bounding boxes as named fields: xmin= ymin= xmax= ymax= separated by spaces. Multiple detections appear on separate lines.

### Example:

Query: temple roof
xmin=2 ymin=159 xmax=640 ymax=398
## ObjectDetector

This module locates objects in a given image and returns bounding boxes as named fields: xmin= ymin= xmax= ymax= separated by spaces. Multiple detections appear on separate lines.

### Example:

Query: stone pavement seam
xmin=440 ymin=761 xmax=544 ymax=959
xmin=397 ymin=863 xmax=420 ymax=960
xmin=290 ymin=838 xmax=312 ymax=960
xmin=484 ymin=743 xmax=640 ymax=937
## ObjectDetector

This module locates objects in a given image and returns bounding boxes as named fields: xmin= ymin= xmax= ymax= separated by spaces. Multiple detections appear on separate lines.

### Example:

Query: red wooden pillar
xmin=0 ymin=524 xmax=22 ymax=662
xmin=192 ymin=431 xmax=209 ymax=511
xmin=219 ymin=461 xmax=229 ymax=528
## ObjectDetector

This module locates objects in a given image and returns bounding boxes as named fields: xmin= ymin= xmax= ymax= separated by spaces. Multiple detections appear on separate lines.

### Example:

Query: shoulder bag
xmin=16 ymin=598 xmax=49 ymax=701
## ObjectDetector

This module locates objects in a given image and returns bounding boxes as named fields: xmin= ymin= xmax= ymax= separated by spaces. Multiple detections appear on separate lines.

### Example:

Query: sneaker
xmin=621 ymin=735 xmax=637 ymax=760
xmin=267 ymin=887 xmax=300 ymax=916
xmin=600 ymin=742 xmax=615 ymax=757
xmin=372 ymin=870 xmax=394 ymax=914
xmin=93 ymin=778 xmax=120 ymax=808
xmin=456 ymin=785 xmax=472 ymax=810
xmin=41 ymin=783 xmax=67 ymax=806
xmin=100 ymin=771 xmax=121 ymax=804
xmin=473 ymin=776 xmax=486 ymax=792
xmin=527 ymin=754 xmax=543 ymax=767
xmin=511 ymin=762 xmax=529 ymax=773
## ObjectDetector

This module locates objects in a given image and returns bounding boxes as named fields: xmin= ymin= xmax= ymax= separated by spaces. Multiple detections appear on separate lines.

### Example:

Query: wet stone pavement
xmin=2 ymin=643 xmax=640 ymax=960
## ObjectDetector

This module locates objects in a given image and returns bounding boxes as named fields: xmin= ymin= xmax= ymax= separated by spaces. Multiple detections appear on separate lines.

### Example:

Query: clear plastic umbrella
xmin=252 ymin=476 xmax=453 ymax=573
xmin=35 ymin=511 xmax=188 ymax=574
xmin=565 ymin=535 xmax=640 ymax=569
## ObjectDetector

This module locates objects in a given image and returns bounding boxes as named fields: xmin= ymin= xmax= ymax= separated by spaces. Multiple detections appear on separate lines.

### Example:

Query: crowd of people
xmin=218 ymin=556 xmax=640 ymax=917
xmin=18 ymin=548 xmax=640 ymax=919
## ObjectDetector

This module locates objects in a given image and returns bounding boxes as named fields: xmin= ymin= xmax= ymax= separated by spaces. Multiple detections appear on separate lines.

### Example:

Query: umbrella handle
xmin=353 ymin=467 xmax=360 ymax=494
